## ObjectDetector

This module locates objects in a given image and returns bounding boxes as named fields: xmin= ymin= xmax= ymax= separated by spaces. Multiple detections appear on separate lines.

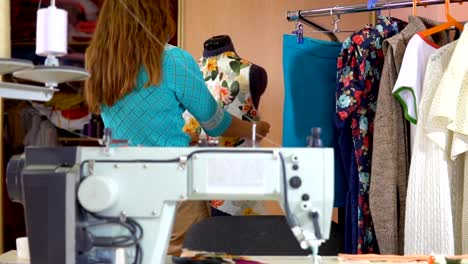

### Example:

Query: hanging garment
xmin=281 ymin=34 xmax=345 ymax=209
xmin=370 ymin=16 xmax=450 ymax=255
xmin=392 ymin=33 xmax=445 ymax=148
xmin=449 ymin=76 xmax=468 ymax=159
xmin=183 ymin=51 xmax=268 ymax=216
xmin=392 ymin=34 xmax=439 ymax=124
xmin=336 ymin=16 xmax=407 ymax=254
xmin=23 ymin=111 xmax=41 ymax=147
xmin=22 ymin=109 xmax=59 ymax=147
xmin=426 ymin=35 xmax=468 ymax=158
xmin=464 ymin=154 xmax=468 ymax=254
xmin=424 ymin=28 xmax=468 ymax=254
xmin=404 ymin=41 xmax=458 ymax=256
xmin=36 ymin=119 xmax=59 ymax=147
xmin=455 ymin=64 xmax=468 ymax=254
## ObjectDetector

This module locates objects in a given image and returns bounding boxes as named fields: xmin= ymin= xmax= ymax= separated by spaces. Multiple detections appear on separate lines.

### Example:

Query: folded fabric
xmin=176 ymin=252 xmax=264 ymax=264
xmin=338 ymin=254 xmax=435 ymax=263
xmin=339 ymin=254 xmax=468 ymax=263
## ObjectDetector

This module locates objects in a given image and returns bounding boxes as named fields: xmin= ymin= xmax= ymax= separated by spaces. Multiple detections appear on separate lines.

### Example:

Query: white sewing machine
xmin=3 ymin=2 xmax=334 ymax=262
xmin=6 ymin=144 xmax=334 ymax=264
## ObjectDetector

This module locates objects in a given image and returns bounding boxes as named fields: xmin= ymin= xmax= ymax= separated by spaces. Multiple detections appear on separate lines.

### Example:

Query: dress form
xmin=184 ymin=35 xmax=268 ymax=147
xmin=183 ymin=35 xmax=269 ymax=216
xmin=202 ymin=35 xmax=267 ymax=109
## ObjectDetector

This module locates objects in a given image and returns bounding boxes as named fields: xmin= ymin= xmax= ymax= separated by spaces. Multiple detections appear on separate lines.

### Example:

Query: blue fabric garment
xmin=101 ymin=45 xmax=232 ymax=147
xmin=282 ymin=34 xmax=346 ymax=208
xmin=337 ymin=117 xmax=359 ymax=254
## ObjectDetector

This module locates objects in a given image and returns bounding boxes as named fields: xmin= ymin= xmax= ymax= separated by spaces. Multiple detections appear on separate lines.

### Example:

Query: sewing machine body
xmin=7 ymin=146 xmax=334 ymax=264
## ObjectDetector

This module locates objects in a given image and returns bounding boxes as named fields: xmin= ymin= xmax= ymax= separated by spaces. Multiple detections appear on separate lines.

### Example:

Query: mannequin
xmin=183 ymin=35 xmax=269 ymax=216
xmin=202 ymin=35 xmax=267 ymax=109
xmin=184 ymin=35 xmax=267 ymax=147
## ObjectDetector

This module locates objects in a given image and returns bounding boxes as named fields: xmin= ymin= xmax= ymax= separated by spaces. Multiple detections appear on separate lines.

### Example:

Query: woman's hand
xmin=222 ymin=115 xmax=271 ymax=140
xmin=187 ymin=132 xmax=200 ymax=146
xmin=254 ymin=121 xmax=270 ymax=139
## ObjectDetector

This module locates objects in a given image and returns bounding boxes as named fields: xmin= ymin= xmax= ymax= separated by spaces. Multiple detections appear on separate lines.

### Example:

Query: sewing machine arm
xmin=7 ymin=147 xmax=334 ymax=264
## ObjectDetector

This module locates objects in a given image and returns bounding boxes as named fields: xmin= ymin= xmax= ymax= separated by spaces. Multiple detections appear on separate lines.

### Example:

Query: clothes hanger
xmin=296 ymin=14 xmax=340 ymax=42
xmin=293 ymin=7 xmax=354 ymax=43
xmin=326 ymin=9 xmax=356 ymax=34
xmin=420 ymin=0 xmax=464 ymax=37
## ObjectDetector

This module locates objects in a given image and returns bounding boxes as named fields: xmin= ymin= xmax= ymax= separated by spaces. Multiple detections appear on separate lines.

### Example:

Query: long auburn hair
xmin=84 ymin=0 xmax=176 ymax=113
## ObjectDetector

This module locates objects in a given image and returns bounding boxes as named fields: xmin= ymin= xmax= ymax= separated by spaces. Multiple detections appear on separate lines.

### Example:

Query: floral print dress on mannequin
xmin=183 ymin=51 xmax=268 ymax=216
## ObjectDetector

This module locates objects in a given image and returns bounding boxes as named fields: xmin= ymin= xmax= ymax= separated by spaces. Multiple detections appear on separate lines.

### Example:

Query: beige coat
xmin=370 ymin=16 xmax=449 ymax=255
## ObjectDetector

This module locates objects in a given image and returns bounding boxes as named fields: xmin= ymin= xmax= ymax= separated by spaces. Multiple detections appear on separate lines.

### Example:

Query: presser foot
xmin=310 ymin=244 xmax=322 ymax=264
xmin=302 ymin=240 xmax=324 ymax=264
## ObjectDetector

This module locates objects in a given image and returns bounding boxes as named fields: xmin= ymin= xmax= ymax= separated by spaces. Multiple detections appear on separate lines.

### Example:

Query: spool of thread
xmin=36 ymin=6 xmax=68 ymax=57
xmin=16 ymin=237 xmax=30 ymax=260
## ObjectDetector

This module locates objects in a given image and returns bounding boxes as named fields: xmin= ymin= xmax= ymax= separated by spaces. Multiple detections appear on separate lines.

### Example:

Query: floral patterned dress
xmin=183 ymin=51 xmax=267 ymax=216
xmin=336 ymin=16 xmax=407 ymax=254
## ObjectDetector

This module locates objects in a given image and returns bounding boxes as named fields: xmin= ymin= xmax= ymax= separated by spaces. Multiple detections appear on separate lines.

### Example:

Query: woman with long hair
xmin=84 ymin=0 xmax=270 ymax=256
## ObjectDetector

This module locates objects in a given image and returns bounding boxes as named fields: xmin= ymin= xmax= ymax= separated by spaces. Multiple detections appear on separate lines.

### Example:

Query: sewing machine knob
xmin=289 ymin=176 xmax=302 ymax=189
xmin=78 ymin=176 xmax=119 ymax=213
xmin=302 ymin=194 xmax=310 ymax=201
xmin=292 ymin=164 xmax=299 ymax=170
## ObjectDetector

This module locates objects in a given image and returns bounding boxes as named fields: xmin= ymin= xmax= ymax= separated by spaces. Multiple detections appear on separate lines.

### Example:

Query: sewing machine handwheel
xmin=78 ymin=176 xmax=119 ymax=213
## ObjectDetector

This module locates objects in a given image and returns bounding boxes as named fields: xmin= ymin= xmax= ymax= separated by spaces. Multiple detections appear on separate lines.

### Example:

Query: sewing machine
xmin=1 ymin=0 xmax=337 ymax=261
xmin=6 ymin=145 xmax=334 ymax=264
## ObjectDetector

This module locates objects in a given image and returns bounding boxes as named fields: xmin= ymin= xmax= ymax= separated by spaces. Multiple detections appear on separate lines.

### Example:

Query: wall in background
xmin=0 ymin=0 xmax=10 ymax=253
xmin=392 ymin=2 xmax=468 ymax=21
xmin=181 ymin=0 xmax=372 ymax=147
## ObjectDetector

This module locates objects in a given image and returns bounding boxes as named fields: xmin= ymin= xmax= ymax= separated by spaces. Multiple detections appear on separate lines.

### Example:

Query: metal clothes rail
xmin=287 ymin=0 xmax=467 ymax=21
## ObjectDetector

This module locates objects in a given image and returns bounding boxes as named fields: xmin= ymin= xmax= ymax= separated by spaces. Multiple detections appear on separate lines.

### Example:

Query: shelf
xmin=0 ymin=82 xmax=58 ymax=101
xmin=13 ymin=66 xmax=89 ymax=85
xmin=0 ymin=59 xmax=33 ymax=75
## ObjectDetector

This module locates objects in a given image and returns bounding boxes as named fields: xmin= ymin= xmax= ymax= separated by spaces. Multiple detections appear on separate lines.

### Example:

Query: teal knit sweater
xmin=101 ymin=45 xmax=232 ymax=146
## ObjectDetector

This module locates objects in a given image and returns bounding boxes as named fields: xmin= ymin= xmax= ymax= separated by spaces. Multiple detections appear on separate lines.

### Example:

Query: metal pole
xmin=287 ymin=0 xmax=467 ymax=20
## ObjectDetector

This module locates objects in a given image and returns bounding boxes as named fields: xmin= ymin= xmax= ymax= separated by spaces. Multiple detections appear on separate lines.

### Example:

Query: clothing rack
xmin=287 ymin=0 xmax=467 ymax=20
